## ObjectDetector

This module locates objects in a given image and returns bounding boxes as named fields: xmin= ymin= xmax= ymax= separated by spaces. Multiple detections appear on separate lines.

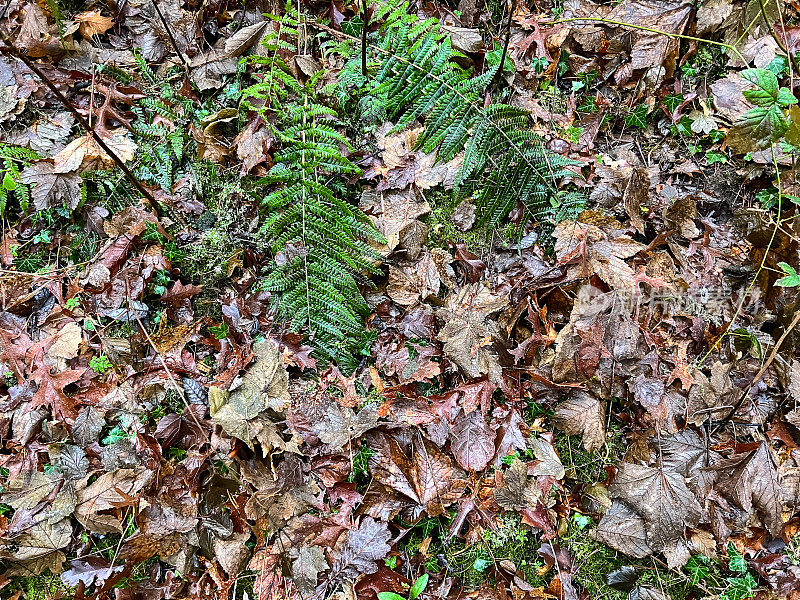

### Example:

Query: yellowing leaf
xmin=75 ymin=10 xmax=115 ymax=37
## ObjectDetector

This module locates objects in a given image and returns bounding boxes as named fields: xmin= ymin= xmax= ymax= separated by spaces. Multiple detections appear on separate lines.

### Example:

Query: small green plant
xmin=625 ymin=104 xmax=648 ymax=129
xmin=243 ymin=3 xmax=383 ymax=367
xmin=209 ymin=322 xmax=229 ymax=340
xmin=0 ymin=143 xmax=37 ymax=216
xmin=776 ymin=262 xmax=800 ymax=287
xmin=130 ymin=52 xmax=195 ymax=192
xmin=90 ymin=354 xmax=114 ymax=374
xmin=336 ymin=0 xmax=583 ymax=229
xmin=377 ymin=574 xmax=428 ymax=600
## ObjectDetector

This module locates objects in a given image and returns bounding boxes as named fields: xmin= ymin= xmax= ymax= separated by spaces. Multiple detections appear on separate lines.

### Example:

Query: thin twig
xmin=361 ymin=0 xmax=369 ymax=76
xmin=152 ymin=0 xmax=190 ymax=71
xmin=714 ymin=306 xmax=800 ymax=431
xmin=756 ymin=0 xmax=800 ymax=76
xmin=494 ymin=0 xmax=517 ymax=86
xmin=538 ymin=16 xmax=748 ymax=65
xmin=0 ymin=36 xmax=161 ymax=215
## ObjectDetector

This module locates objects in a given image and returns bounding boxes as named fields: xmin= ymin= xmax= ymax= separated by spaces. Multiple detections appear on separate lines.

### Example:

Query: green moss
xmin=563 ymin=518 xmax=711 ymax=600
xmin=552 ymin=425 xmax=624 ymax=485
xmin=423 ymin=189 xmax=519 ymax=254
xmin=440 ymin=514 xmax=546 ymax=590
xmin=3 ymin=574 xmax=72 ymax=600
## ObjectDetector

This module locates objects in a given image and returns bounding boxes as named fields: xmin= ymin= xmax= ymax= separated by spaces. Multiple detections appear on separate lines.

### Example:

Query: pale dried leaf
xmin=552 ymin=392 xmax=606 ymax=453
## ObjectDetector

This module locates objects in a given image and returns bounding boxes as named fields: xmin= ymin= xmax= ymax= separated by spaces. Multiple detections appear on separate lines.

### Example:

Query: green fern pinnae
xmin=243 ymin=5 xmax=384 ymax=364
xmin=336 ymin=2 xmax=584 ymax=229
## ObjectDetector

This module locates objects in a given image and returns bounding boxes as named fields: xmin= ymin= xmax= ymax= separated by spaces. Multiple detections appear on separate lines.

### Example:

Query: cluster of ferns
xmin=242 ymin=0 xmax=583 ymax=366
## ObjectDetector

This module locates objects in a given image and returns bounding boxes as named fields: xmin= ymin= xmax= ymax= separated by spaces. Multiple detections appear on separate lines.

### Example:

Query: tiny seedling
xmin=378 ymin=574 xmax=429 ymax=600
xmin=90 ymin=354 xmax=113 ymax=374
xmin=776 ymin=262 xmax=800 ymax=287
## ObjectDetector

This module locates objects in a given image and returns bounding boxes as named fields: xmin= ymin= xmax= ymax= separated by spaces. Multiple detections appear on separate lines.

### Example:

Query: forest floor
xmin=1 ymin=0 xmax=800 ymax=599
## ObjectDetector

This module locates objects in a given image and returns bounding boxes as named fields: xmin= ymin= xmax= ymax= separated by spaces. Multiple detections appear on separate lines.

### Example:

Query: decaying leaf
xmin=595 ymin=501 xmax=652 ymax=558
xmin=552 ymin=392 xmax=606 ymax=453
xmin=712 ymin=443 xmax=784 ymax=534
xmin=312 ymin=403 xmax=379 ymax=451
xmin=610 ymin=463 xmax=701 ymax=552
xmin=450 ymin=408 xmax=496 ymax=471
xmin=495 ymin=458 xmax=539 ymax=510
xmin=330 ymin=517 xmax=391 ymax=584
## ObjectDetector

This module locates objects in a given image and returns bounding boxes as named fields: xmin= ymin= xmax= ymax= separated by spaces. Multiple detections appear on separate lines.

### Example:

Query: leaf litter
xmin=1 ymin=0 xmax=800 ymax=599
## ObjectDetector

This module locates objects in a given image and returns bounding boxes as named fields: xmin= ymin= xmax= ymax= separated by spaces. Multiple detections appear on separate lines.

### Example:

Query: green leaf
xmin=728 ymin=105 xmax=789 ymax=152
xmin=2 ymin=172 xmax=15 ymax=191
xmin=776 ymin=262 xmax=800 ymax=287
xmin=741 ymin=68 xmax=779 ymax=106
xmin=377 ymin=594 xmax=406 ymax=600
xmin=777 ymin=87 xmax=798 ymax=107
xmin=625 ymin=104 xmax=648 ymax=129
xmin=409 ymin=574 xmax=428 ymax=600
xmin=727 ymin=544 xmax=747 ymax=573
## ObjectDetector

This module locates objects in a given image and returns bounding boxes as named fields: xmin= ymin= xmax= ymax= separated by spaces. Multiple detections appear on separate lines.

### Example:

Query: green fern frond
xmin=336 ymin=2 xmax=583 ymax=230
xmin=243 ymin=4 xmax=383 ymax=366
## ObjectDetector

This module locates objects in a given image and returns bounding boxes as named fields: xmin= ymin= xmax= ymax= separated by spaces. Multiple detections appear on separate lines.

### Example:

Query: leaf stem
xmin=537 ymin=16 xmax=748 ymax=66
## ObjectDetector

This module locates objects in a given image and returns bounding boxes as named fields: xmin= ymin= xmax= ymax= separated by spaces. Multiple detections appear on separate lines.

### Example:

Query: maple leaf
xmin=658 ymin=429 xmax=719 ymax=495
xmin=594 ymin=501 xmax=653 ymax=558
xmin=628 ymin=374 xmax=685 ymax=433
xmin=387 ymin=251 xmax=443 ymax=306
xmin=229 ymin=341 xmax=290 ymax=416
xmin=367 ymin=431 xmax=466 ymax=516
xmin=712 ymin=443 xmax=785 ymax=535
xmin=491 ymin=405 xmax=528 ymax=467
xmin=554 ymin=213 xmax=647 ymax=294
xmin=552 ymin=392 xmax=606 ymax=453
xmin=75 ymin=10 xmax=115 ymax=37
xmin=609 ymin=463 xmax=701 ymax=552
xmin=2 ymin=518 xmax=71 ymax=567
xmin=330 ymin=517 xmax=391 ymax=584
xmin=495 ymin=458 xmax=539 ymax=510
xmin=312 ymin=403 xmax=379 ymax=451
xmin=53 ymin=131 xmax=136 ymax=174
xmin=19 ymin=161 xmax=82 ymax=211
